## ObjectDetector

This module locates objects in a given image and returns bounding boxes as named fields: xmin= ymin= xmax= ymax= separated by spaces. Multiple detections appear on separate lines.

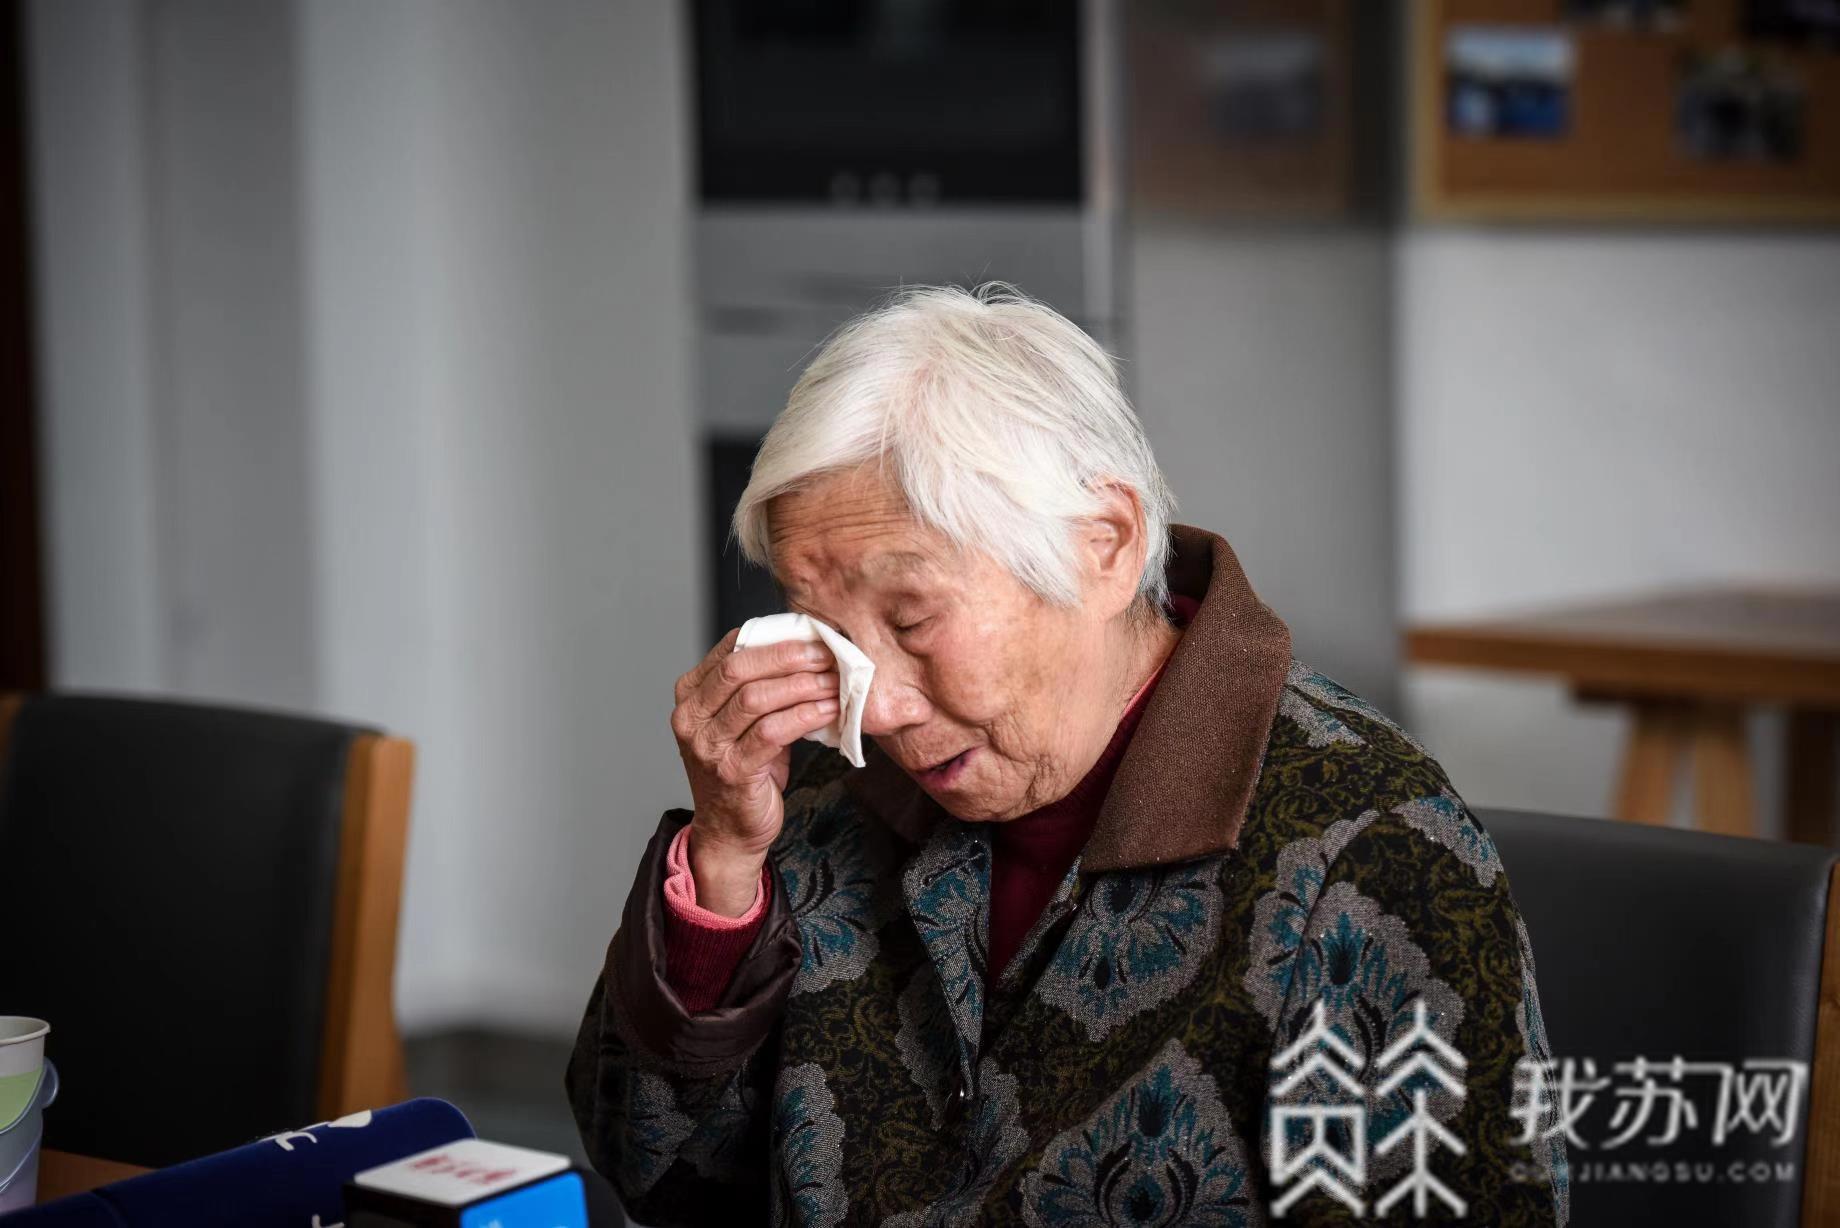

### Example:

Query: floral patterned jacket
xmin=565 ymin=524 xmax=1570 ymax=1226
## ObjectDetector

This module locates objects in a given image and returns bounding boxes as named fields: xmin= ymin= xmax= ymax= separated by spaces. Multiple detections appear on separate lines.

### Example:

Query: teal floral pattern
xmin=1245 ymin=812 xmax=1381 ymax=1027
xmin=901 ymin=820 xmax=991 ymax=1070
xmin=1036 ymin=860 xmax=1224 ymax=1042
xmin=1279 ymin=688 xmax=1363 ymax=748
xmin=1393 ymin=790 xmax=1503 ymax=887
xmin=1021 ymin=1039 xmax=1254 ymax=1227
xmin=1256 ymin=872 xmax=1466 ymax=1183
xmin=1286 ymin=660 xmax=1431 ymax=757
xmin=771 ymin=1063 xmax=847 ymax=1228
xmin=774 ymin=781 xmax=899 ymax=997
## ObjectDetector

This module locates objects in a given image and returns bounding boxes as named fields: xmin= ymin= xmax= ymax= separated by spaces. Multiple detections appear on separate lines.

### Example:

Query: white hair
xmin=732 ymin=282 xmax=1177 ymax=614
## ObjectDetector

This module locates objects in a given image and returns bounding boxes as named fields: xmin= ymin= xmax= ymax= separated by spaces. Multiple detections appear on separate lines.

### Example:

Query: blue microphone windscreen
xmin=16 ymin=1098 xmax=474 ymax=1228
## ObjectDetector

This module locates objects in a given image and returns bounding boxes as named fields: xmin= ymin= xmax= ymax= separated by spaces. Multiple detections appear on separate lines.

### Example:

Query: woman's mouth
xmin=917 ymin=748 xmax=976 ymax=790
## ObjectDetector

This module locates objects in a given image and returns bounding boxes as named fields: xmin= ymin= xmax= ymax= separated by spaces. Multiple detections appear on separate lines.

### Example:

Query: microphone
xmin=343 ymin=1139 xmax=623 ymax=1227
xmin=16 ymin=1098 xmax=475 ymax=1226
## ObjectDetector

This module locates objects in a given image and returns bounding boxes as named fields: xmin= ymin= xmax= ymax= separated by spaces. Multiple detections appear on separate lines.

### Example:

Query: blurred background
xmin=2 ymin=0 xmax=1837 ymax=1162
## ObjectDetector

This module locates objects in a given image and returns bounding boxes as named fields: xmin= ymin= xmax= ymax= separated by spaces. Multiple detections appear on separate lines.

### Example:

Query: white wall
xmin=293 ymin=0 xmax=458 ymax=1026
xmin=27 ymin=0 xmax=701 ymax=1034
xmin=1130 ymin=223 xmax=1399 ymax=711
xmin=389 ymin=0 xmax=702 ymax=1031
xmin=150 ymin=0 xmax=321 ymax=707
xmin=31 ymin=0 xmax=321 ymax=708
xmin=27 ymin=0 xmax=166 ymax=691
xmin=1396 ymin=229 xmax=1840 ymax=828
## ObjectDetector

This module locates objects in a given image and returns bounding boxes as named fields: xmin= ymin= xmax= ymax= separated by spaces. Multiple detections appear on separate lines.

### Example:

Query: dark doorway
xmin=0 ymin=0 xmax=46 ymax=692
xmin=705 ymin=433 xmax=782 ymax=645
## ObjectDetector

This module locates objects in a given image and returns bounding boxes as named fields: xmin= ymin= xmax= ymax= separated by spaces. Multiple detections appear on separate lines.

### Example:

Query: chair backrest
xmin=0 ymin=693 xmax=413 ymax=1168
xmin=1483 ymin=808 xmax=1839 ymax=1228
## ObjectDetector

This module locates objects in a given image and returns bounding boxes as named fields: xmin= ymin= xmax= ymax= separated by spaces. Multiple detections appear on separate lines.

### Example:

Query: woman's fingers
xmin=673 ymin=637 xmax=823 ymax=746
xmin=723 ymin=697 xmax=840 ymax=783
xmin=672 ymin=630 xmax=843 ymax=800
xmin=682 ymin=634 xmax=830 ymax=717
xmin=671 ymin=630 xmax=843 ymax=850
xmin=694 ymin=670 xmax=838 ymax=771
xmin=708 ymin=668 xmax=838 ymax=740
xmin=674 ymin=627 xmax=741 ymax=705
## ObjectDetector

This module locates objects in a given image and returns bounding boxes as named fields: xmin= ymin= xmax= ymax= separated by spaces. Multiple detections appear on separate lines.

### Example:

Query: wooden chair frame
xmin=318 ymin=728 xmax=415 ymax=1119
xmin=0 ymin=693 xmax=414 ymax=1199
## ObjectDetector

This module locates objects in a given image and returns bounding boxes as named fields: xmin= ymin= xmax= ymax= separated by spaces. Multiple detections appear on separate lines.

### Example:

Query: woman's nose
xmin=859 ymin=671 xmax=926 ymax=737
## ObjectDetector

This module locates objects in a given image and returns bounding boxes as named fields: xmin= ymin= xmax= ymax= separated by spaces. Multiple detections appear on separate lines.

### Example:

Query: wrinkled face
xmin=768 ymin=466 xmax=1117 ymax=822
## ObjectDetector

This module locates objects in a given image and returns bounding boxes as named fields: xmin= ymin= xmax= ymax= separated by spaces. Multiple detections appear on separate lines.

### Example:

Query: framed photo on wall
xmin=1412 ymin=0 xmax=1840 ymax=222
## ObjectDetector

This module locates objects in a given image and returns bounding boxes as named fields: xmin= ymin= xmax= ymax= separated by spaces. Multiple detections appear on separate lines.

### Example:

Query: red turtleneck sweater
xmin=661 ymin=599 xmax=1191 ymax=1012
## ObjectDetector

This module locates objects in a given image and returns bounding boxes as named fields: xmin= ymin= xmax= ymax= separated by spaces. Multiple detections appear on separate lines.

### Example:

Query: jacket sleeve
xmin=1257 ymin=803 xmax=1570 ymax=1226
xmin=660 ymin=822 xmax=773 ymax=1012
xmin=565 ymin=806 xmax=802 ymax=1225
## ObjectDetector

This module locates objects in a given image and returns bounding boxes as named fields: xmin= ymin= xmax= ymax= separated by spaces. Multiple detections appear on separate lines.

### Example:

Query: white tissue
xmin=734 ymin=613 xmax=876 ymax=769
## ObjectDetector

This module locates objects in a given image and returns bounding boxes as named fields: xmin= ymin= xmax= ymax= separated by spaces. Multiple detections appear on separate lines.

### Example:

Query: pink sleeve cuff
xmin=663 ymin=823 xmax=770 ymax=926
xmin=660 ymin=824 xmax=773 ymax=1013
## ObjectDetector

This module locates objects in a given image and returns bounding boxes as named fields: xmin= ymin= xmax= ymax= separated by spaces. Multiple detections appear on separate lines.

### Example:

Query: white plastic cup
xmin=0 ymin=1016 xmax=55 ymax=1211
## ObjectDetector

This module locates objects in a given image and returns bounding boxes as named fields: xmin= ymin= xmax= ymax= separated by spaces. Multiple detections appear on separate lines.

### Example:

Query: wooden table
xmin=1404 ymin=587 xmax=1840 ymax=842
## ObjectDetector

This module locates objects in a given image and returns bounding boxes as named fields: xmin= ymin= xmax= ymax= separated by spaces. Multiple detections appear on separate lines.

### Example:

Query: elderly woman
xmin=566 ymin=286 xmax=1567 ymax=1226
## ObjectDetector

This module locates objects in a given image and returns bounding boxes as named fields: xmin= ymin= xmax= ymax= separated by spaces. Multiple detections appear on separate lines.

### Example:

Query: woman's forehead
xmin=769 ymin=467 xmax=905 ymax=534
xmin=779 ymin=547 xmax=938 ymax=604
xmin=768 ymin=476 xmax=951 ymax=593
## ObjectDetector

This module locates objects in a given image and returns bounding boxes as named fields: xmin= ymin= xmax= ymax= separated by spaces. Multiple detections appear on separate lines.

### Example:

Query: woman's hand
xmin=671 ymin=629 xmax=839 ymax=915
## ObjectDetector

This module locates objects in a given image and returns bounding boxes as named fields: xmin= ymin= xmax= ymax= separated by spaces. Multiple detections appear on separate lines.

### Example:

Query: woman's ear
xmin=1079 ymin=482 xmax=1149 ymax=619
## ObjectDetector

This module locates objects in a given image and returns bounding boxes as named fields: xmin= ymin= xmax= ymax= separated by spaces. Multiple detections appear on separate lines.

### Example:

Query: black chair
xmin=1484 ymin=808 xmax=1839 ymax=1228
xmin=0 ymin=693 xmax=414 ymax=1180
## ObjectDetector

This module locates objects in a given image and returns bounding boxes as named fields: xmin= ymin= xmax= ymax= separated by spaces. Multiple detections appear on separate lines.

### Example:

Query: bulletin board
xmin=1413 ymin=0 xmax=1840 ymax=222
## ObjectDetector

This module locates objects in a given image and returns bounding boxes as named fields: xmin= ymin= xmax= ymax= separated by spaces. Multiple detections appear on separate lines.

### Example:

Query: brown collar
xmin=844 ymin=523 xmax=1293 ymax=872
